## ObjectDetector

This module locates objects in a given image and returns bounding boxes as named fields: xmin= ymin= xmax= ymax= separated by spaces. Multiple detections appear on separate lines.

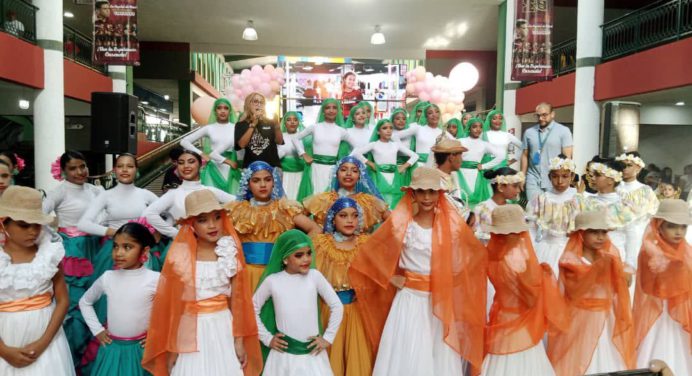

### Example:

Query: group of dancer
xmin=0 ymin=96 xmax=690 ymax=376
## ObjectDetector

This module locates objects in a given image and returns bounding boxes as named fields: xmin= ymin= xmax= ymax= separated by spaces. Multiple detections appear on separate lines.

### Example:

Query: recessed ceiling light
xmin=242 ymin=20 xmax=258 ymax=41
xmin=18 ymin=99 xmax=30 ymax=109
xmin=64 ymin=11 xmax=74 ymax=18
xmin=675 ymin=101 xmax=685 ymax=106
xmin=371 ymin=25 xmax=385 ymax=45
xmin=364 ymin=67 xmax=374 ymax=72
xmin=164 ymin=95 xmax=170 ymax=100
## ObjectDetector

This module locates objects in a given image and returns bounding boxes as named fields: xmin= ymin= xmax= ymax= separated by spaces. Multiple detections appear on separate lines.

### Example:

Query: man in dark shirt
xmin=235 ymin=94 xmax=284 ymax=168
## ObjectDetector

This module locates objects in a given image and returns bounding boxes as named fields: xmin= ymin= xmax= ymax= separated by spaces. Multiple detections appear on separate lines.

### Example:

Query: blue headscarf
xmin=323 ymin=197 xmax=364 ymax=235
xmin=329 ymin=156 xmax=383 ymax=200
xmin=237 ymin=161 xmax=285 ymax=201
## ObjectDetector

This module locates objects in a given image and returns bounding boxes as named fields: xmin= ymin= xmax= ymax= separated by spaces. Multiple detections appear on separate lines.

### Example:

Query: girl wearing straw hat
xmin=0 ymin=186 xmax=74 ymax=375
xmin=458 ymin=118 xmax=503 ymax=209
xmin=253 ymin=230 xmax=344 ymax=375
xmin=481 ymin=205 xmax=568 ymax=376
xmin=277 ymin=112 xmax=313 ymax=201
xmin=547 ymin=210 xmax=635 ymax=376
xmin=633 ymin=199 xmax=692 ymax=375
xmin=142 ymin=190 xmax=262 ymax=376
xmin=349 ymin=167 xmax=488 ymax=375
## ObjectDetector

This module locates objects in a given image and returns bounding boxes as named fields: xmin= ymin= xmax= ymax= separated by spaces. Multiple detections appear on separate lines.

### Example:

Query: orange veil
xmin=547 ymin=231 xmax=634 ymax=376
xmin=142 ymin=212 xmax=262 ymax=376
xmin=347 ymin=192 xmax=488 ymax=371
xmin=485 ymin=232 xmax=569 ymax=355
xmin=633 ymin=219 xmax=692 ymax=352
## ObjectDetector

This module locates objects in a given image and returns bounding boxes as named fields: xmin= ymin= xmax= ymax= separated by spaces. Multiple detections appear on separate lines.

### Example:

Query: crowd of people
xmin=0 ymin=93 xmax=690 ymax=376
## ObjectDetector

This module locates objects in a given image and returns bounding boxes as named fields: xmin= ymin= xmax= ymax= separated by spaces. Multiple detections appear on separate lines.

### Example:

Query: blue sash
xmin=242 ymin=242 xmax=273 ymax=265
xmin=336 ymin=289 xmax=356 ymax=305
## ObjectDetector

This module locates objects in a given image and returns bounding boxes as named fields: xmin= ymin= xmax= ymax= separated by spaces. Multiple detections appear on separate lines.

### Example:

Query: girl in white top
xmin=254 ymin=230 xmax=344 ymax=376
xmin=180 ymin=98 xmax=242 ymax=194
xmin=294 ymin=99 xmax=358 ymax=195
xmin=459 ymin=118 xmax=503 ymax=208
xmin=392 ymin=103 xmax=444 ymax=166
xmin=351 ymin=119 xmax=419 ymax=208
xmin=474 ymin=168 xmax=525 ymax=244
xmin=482 ymin=110 xmax=522 ymax=169
xmin=277 ymin=112 xmax=313 ymax=201
xmin=78 ymin=223 xmax=160 ymax=376
xmin=143 ymin=150 xmax=235 ymax=239
xmin=0 ymin=186 xmax=74 ymax=375
xmin=390 ymin=108 xmax=413 ymax=154
xmin=340 ymin=103 xmax=372 ymax=157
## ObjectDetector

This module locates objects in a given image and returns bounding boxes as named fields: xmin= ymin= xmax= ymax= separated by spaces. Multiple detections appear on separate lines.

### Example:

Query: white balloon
xmin=449 ymin=62 xmax=479 ymax=92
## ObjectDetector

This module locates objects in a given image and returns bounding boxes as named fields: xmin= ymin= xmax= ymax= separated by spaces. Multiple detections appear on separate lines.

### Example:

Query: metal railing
xmin=64 ymin=24 xmax=105 ymax=72
xmin=0 ymin=0 xmax=37 ymax=43
xmin=550 ymin=38 xmax=577 ymax=76
xmin=602 ymin=0 xmax=692 ymax=60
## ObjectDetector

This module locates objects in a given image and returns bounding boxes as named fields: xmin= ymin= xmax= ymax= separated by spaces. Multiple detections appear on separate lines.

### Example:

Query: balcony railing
xmin=550 ymin=38 xmax=577 ymax=76
xmin=0 ymin=0 xmax=37 ymax=43
xmin=64 ymin=25 xmax=105 ymax=73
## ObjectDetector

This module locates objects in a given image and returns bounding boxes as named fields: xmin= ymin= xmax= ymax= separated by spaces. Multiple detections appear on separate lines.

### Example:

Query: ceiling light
xmin=675 ymin=101 xmax=685 ymax=106
xmin=242 ymin=20 xmax=258 ymax=41
xmin=18 ymin=99 xmax=30 ymax=110
xmin=364 ymin=67 xmax=374 ymax=72
xmin=141 ymin=101 xmax=149 ymax=105
xmin=302 ymin=66 xmax=313 ymax=71
xmin=64 ymin=11 xmax=74 ymax=18
xmin=164 ymin=95 xmax=170 ymax=100
xmin=370 ymin=25 xmax=385 ymax=45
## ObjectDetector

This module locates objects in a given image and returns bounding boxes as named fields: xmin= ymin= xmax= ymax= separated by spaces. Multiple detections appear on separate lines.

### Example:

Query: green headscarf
xmin=281 ymin=111 xmax=313 ymax=153
xmin=359 ymin=101 xmax=374 ymax=126
xmin=417 ymin=103 xmax=442 ymax=127
xmin=317 ymin=98 xmax=344 ymax=127
xmin=369 ymin=119 xmax=392 ymax=142
xmin=408 ymin=101 xmax=430 ymax=125
xmin=343 ymin=102 xmax=367 ymax=129
xmin=446 ymin=118 xmax=464 ymax=139
xmin=390 ymin=107 xmax=408 ymax=130
xmin=466 ymin=117 xmax=484 ymax=138
xmin=482 ymin=109 xmax=506 ymax=142
xmin=207 ymin=97 xmax=238 ymax=124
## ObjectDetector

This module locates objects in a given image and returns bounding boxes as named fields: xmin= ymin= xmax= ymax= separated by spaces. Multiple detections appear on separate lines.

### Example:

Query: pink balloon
xmin=259 ymin=82 xmax=271 ymax=96
xmin=275 ymin=67 xmax=285 ymax=77
xmin=235 ymin=88 xmax=243 ymax=97
xmin=270 ymin=81 xmax=280 ymax=93
xmin=231 ymin=75 xmax=241 ymax=87
xmin=414 ymin=66 xmax=426 ymax=81
xmin=190 ymin=96 xmax=216 ymax=125
xmin=260 ymin=72 xmax=271 ymax=83
xmin=241 ymin=69 xmax=250 ymax=79
xmin=424 ymin=80 xmax=435 ymax=92
xmin=242 ymin=84 xmax=254 ymax=96
xmin=419 ymin=91 xmax=430 ymax=102
xmin=263 ymin=65 xmax=275 ymax=74
xmin=250 ymin=75 xmax=262 ymax=86
xmin=431 ymin=90 xmax=442 ymax=103
xmin=251 ymin=65 xmax=263 ymax=75
xmin=406 ymin=83 xmax=415 ymax=94
xmin=414 ymin=82 xmax=425 ymax=93
xmin=408 ymin=75 xmax=417 ymax=83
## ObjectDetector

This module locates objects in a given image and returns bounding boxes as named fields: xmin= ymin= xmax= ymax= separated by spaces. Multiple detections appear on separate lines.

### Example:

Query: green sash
xmin=312 ymin=154 xmax=338 ymax=165
xmin=458 ymin=161 xmax=492 ymax=209
xmin=368 ymin=163 xmax=405 ymax=208
xmin=283 ymin=335 xmax=314 ymax=355
xmin=281 ymin=157 xmax=305 ymax=173
xmin=296 ymin=154 xmax=337 ymax=201
xmin=200 ymin=142 xmax=241 ymax=194
xmin=417 ymin=153 xmax=429 ymax=163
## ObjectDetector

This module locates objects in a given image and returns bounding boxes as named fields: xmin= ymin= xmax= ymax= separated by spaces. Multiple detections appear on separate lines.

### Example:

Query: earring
xmin=139 ymin=254 xmax=149 ymax=264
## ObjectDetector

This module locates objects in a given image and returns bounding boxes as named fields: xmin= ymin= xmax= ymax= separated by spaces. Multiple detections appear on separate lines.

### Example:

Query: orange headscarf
xmin=485 ymin=232 xmax=569 ymax=355
xmin=348 ymin=192 xmax=488 ymax=371
xmin=633 ymin=219 xmax=692 ymax=352
xmin=548 ymin=231 xmax=634 ymax=376
xmin=142 ymin=212 xmax=262 ymax=376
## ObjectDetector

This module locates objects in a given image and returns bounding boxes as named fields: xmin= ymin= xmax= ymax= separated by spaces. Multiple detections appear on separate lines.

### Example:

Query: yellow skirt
xmin=321 ymin=302 xmax=373 ymax=376
xmin=247 ymin=264 xmax=266 ymax=292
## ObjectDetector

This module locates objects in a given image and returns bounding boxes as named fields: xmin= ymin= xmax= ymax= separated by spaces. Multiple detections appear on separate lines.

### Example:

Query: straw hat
xmin=488 ymin=204 xmax=529 ymax=234
xmin=653 ymin=199 xmax=692 ymax=225
xmin=401 ymin=167 xmax=448 ymax=192
xmin=573 ymin=210 xmax=612 ymax=232
xmin=179 ymin=189 xmax=224 ymax=221
xmin=431 ymin=137 xmax=468 ymax=154
xmin=0 ymin=186 xmax=55 ymax=225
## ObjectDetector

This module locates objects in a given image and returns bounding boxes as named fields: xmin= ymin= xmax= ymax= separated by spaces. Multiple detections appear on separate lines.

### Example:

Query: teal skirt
xmin=91 ymin=339 xmax=150 ymax=376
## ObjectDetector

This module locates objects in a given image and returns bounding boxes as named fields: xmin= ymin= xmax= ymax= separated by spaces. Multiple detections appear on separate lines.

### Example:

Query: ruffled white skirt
xmin=310 ymin=163 xmax=333 ymax=195
xmin=263 ymin=350 xmax=332 ymax=376
xmin=0 ymin=304 xmax=75 ymax=376
xmin=585 ymin=313 xmax=627 ymax=374
xmin=373 ymin=287 xmax=466 ymax=376
xmin=171 ymin=309 xmax=242 ymax=376
xmin=481 ymin=342 xmax=555 ymax=376
xmin=636 ymin=305 xmax=692 ymax=376
xmin=282 ymin=171 xmax=303 ymax=201
xmin=533 ymin=234 xmax=568 ymax=278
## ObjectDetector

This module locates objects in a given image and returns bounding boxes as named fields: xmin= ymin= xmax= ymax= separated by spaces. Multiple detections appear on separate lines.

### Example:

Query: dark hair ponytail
xmin=484 ymin=167 xmax=519 ymax=192
xmin=60 ymin=150 xmax=86 ymax=170
xmin=113 ymin=222 xmax=156 ymax=250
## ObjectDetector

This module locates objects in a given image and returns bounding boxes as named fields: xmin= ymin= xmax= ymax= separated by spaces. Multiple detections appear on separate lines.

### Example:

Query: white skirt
xmin=636 ymin=305 xmax=692 ymax=376
xmin=283 ymin=171 xmax=303 ymax=201
xmin=460 ymin=168 xmax=479 ymax=192
xmin=310 ymin=163 xmax=334 ymax=195
xmin=171 ymin=309 xmax=242 ymax=376
xmin=585 ymin=313 xmax=627 ymax=374
xmin=481 ymin=342 xmax=555 ymax=376
xmin=373 ymin=287 xmax=466 ymax=376
xmin=534 ymin=234 xmax=567 ymax=278
xmin=263 ymin=350 xmax=332 ymax=376
xmin=0 ymin=304 xmax=75 ymax=376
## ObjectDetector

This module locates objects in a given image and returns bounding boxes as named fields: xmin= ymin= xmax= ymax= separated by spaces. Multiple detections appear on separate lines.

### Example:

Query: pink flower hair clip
xmin=14 ymin=153 xmax=25 ymax=174
xmin=51 ymin=156 xmax=63 ymax=181
xmin=129 ymin=217 xmax=157 ymax=235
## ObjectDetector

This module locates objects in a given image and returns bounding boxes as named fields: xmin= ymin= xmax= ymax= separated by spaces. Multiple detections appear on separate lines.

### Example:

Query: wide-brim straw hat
xmin=653 ymin=199 xmax=692 ymax=225
xmin=0 ymin=186 xmax=54 ymax=225
xmin=178 ymin=189 xmax=225 ymax=221
xmin=401 ymin=167 xmax=448 ymax=192
xmin=488 ymin=204 xmax=529 ymax=234
xmin=573 ymin=210 xmax=613 ymax=232
xmin=431 ymin=137 xmax=468 ymax=154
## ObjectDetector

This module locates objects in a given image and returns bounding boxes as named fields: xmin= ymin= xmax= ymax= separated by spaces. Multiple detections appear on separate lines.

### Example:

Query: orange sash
xmin=403 ymin=271 xmax=431 ymax=292
xmin=185 ymin=295 xmax=229 ymax=315
xmin=0 ymin=293 xmax=52 ymax=312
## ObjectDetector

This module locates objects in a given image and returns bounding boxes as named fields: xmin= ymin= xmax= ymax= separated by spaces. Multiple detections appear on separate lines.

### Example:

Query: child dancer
xmin=142 ymin=190 xmax=261 ymax=376
xmin=390 ymin=108 xmax=415 ymax=186
xmin=0 ymin=151 xmax=24 ymax=186
xmin=78 ymin=223 xmax=159 ymax=376
xmin=482 ymin=110 xmax=522 ymax=169
xmin=445 ymin=118 xmax=461 ymax=139
xmin=459 ymin=118 xmax=502 ymax=208
xmin=313 ymin=197 xmax=373 ymax=375
xmin=349 ymin=167 xmax=487 ymax=375
xmin=339 ymin=103 xmax=372 ymax=157
xmin=527 ymin=156 xmax=581 ymax=274
xmin=481 ymin=205 xmax=568 ymax=376
xmin=0 ymin=186 xmax=74 ymax=375
xmin=656 ymin=179 xmax=680 ymax=200
xmin=392 ymin=103 xmax=444 ymax=166
xmin=634 ymin=199 xmax=692 ymax=375
xmin=303 ymin=156 xmax=388 ymax=233
xmin=0 ymin=160 xmax=11 ymax=196
xmin=253 ymin=230 xmax=344 ymax=375
xmin=351 ymin=119 xmax=419 ymax=208
xmin=278 ymin=112 xmax=313 ymax=201
xmin=548 ymin=210 xmax=635 ymax=375
xmin=459 ymin=112 xmax=473 ymax=138
xmin=42 ymin=150 xmax=104 ymax=367
xmin=225 ymin=161 xmax=320 ymax=290
xmin=474 ymin=168 xmax=524 ymax=243
xmin=180 ymin=98 xmax=241 ymax=193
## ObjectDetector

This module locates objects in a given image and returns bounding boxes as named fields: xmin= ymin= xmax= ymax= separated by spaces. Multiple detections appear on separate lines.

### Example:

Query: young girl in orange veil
xmin=481 ymin=205 xmax=569 ymax=376
xmin=548 ymin=210 xmax=635 ymax=376
xmin=348 ymin=167 xmax=487 ymax=375
xmin=634 ymin=199 xmax=692 ymax=375
xmin=142 ymin=190 xmax=261 ymax=376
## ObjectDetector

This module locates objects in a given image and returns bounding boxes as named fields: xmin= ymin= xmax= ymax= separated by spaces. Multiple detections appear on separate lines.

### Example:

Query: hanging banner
xmin=511 ymin=0 xmax=553 ymax=81
xmin=93 ymin=0 xmax=140 ymax=65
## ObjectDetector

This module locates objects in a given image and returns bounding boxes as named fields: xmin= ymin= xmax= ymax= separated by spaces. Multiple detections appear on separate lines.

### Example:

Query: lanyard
xmin=537 ymin=124 xmax=554 ymax=152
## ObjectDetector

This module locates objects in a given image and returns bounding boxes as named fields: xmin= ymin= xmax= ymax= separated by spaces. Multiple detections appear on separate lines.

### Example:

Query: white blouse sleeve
xmin=340 ymin=128 xmax=358 ymax=149
xmin=209 ymin=187 xmax=236 ymax=203
xmin=481 ymin=141 xmax=504 ymax=170
xmin=350 ymin=142 xmax=375 ymax=164
xmin=312 ymin=271 xmax=343 ymax=344
xmin=252 ymin=277 xmax=275 ymax=347
xmin=143 ymin=191 xmax=178 ymax=238
xmin=397 ymin=143 xmax=419 ymax=165
xmin=77 ymin=193 xmax=109 ymax=236
xmin=79 ymin=275 xmax=106 ymax=336
xmin=392 ymin=123 xmax=419 ymax=140
xmin=292 ymin=136 xmax=306 ymax=156
xmin=509 ymin=133 xmax=523 ymax=149
xmin=179 ymin=127 xmax=208 ymax=158
xmin=294 ymin=124 xmax=315 ymax=140
xmin=42 ymin=185 xmax=64 ymax=215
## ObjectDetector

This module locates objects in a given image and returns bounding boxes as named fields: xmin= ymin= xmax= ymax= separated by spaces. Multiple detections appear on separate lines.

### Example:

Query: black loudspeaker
xmin=90 ymin=92 xmax=138 ymax=154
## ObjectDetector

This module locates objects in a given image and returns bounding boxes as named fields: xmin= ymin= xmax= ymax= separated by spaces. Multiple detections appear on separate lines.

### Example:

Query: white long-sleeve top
xmin=393 ymin=123 xmax=443 ymax=155
xmin=77 ymin=183 xmax=157 ymax=236
xmin=142 ymin=180 xmax=235 ymax=238
xmin=79 ymin=267 xmax=159 ymax=338
xmin=485 ymin=130 xmax=522 ymax=162
xmin=253 ymin=269 xmax=343 ymax=346
xmin=393 ymin=127 xmax=414 ymax=150
xmin=180 ymin=123 xmax=241 ymax=179
xmin=43 ymin=181 xmax=104 ymax=228
xmin=351 ymin=140 xmax=419 ymax=166
xmin=345 ymin=126 xmax=373 ymax=151
xmin=294 ymin=122 xmax=356 ymax=157
xmin=459 ymin=137 xmax=503 ymax=169
xmin=278 ymin=132 xmax=306 ymax=159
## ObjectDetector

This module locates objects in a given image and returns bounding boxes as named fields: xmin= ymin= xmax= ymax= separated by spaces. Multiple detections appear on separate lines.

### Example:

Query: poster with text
xmin=511 ymin=0 xmax=553 ymax=81
xmin=92 ymin=0 xmax=139 ymax=65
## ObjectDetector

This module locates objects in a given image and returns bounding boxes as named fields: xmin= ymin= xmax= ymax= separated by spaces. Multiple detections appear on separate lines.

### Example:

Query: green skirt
xmin=368 ymin=164 xmax=405 ymax=209
xmin=200 ymin=151 xmax=241 ymax=195
xmin=458 ymin=162 xmax=492 ymax=209
xmin=91 ymin=339 xmax=150 ymax=376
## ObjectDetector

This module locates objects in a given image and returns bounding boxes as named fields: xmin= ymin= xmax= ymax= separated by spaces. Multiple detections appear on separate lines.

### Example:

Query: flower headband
xmin=615 ymin=153 xmax=645 ymax=168
xmin=238 ymin=161 xmax=286 ymax=200
xmin=589 ymin=162 xmax=623 ymax=182
xmin=490 ymin=171 xmax=526 ymax=185
xmin=323 ymin=197 xmax=364 ymax=235
xmin=549 ymin=156 xmax=576 ymax=172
